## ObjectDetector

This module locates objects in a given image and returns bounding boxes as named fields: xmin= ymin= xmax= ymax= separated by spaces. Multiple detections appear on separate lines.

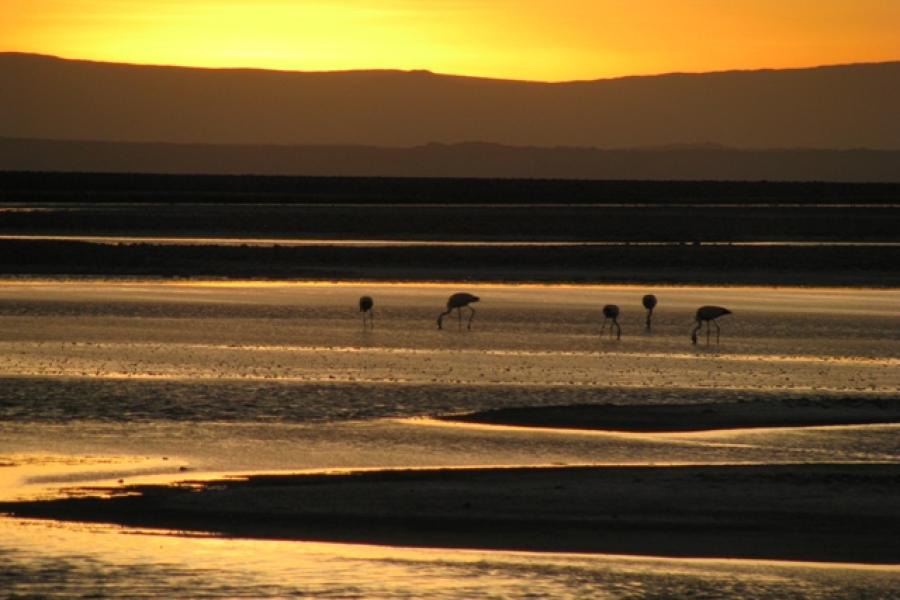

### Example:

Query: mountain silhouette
xmin=3 ymin=53 xmax=899 ymax=150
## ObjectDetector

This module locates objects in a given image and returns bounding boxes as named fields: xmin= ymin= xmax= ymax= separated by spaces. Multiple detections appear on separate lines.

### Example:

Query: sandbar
xmin=441 ymin=398 xmax=900 ymax=432
xmin=3 ymin=463 xmax=900 ymax=564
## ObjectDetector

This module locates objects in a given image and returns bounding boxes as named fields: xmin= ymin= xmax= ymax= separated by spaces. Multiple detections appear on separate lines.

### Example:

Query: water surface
xmin=1 ymin=280 xmax=898 ymax=597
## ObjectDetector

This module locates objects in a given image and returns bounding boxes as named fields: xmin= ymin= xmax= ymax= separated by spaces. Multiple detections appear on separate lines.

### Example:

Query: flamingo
xmin=438 ymin=292 xmax=479 ymax=330
xmin=359 ymin=295 xmax=374 ymax=329
xmin=642 ymin=294 xmax=657 ymax=332
xmin=691 ymin=305 xmax=732 ymax=345
xmin=601 ymin=304 xmax=621 ymax=340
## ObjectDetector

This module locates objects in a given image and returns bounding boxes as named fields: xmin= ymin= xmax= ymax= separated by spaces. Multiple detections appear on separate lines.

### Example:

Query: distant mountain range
xmin=2 ymin=137 xmax=900 ymax=182
xmin=4 ymin=53 xmax=900 ymax=149
xmin=2 ymin=53 xmax=899 ymax=180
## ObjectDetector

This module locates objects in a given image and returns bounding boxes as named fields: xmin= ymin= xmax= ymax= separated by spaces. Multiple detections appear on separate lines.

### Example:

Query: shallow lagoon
xmin=0 ymin=281 xmax=898 ymax=598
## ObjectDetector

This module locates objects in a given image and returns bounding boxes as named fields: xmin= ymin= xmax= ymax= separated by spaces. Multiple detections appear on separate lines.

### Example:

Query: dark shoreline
xmin=3 ymin=196 xmax=898 ymax=243
xmin=442 ymin=399 xmax=900 ymax=432
xmin=2 ymin=240 xmax=897 ymax=286
xmin=4 ymin=172 xmax=900 ymax=204
xmin=4 ymin=406 xmax=900 ymax=562
xmin=3 ymin=173 xmax=897 ymax=284
xmin=4 ymin=463 xmax=900 ymax=564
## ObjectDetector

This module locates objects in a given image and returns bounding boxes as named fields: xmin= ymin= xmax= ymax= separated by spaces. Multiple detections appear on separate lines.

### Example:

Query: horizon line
xmin=4 ymin=50 xmax=900 ymax=85
xmin=3 ymin=135 xmax=900 ymax=154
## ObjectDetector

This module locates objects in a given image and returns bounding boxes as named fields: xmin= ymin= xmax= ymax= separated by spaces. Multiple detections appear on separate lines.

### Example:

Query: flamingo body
xmin=359 ymin=295 xmax=374 ymax=329
xmin=642 ymin=294 xmax=658 ymax=332
xmin=438 ymin=293 xmax=480 ymax=330
xmin=692 ymin=305 xmax=732 ymax=345
xmin=601 ymin=304 xmax=621 ymax=340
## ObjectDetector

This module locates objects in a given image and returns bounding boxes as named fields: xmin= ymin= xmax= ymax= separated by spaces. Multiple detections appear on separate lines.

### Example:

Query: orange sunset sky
xmin=3 ymin=0 xmax=900 ymax=81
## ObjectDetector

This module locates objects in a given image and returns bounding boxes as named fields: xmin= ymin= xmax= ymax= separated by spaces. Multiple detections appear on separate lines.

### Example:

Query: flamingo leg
xmin=613 ymin=318 xmax=621 ymax=340
xmin=457 ymin=307 xmax=463 ymax=330
xmin=645 ymin=309 xmax=652 ymax=332
xmin=706 ymin=320 xmax=711 ymax=345
xmin=714 ymin=319 xmax=721 ymax=343
xmin=467 ymin=306 xmax=476 ymax=329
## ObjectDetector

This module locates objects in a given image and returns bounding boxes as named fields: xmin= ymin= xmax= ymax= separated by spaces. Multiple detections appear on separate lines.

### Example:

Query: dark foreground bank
xmin=2 ymin=240 xmax=898 ymax=286
xmin=4 ymin=171 xmax=900 ymax=204
xmin=4 ymin=464 xmax=900 ymax=564
xmin=3 ymin=173 xmax=898 ymax=284
xmin=443 ymin=398 xmax=900 ymax=432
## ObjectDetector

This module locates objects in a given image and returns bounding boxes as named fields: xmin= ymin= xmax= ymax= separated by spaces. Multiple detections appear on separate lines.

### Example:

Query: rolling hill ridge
xmin=3 ymin=53 xmax=899 ymax=150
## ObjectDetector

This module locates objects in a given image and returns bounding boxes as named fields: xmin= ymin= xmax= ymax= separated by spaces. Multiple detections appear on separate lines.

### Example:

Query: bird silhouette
xmin=601 ymin=304 xmax=621 ymax=340
xmin=359 ymin=295 xmax=374 ymax=329
xmin=438 ymin=292 xmax=479 ymax=330
xmin=691 ymin=305 xmax=732 ymax=345
xmin=642 ymin=294 xmax=658 ymax=332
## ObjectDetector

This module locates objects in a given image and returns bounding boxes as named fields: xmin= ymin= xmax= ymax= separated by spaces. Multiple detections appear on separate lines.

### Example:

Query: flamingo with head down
xmin=438 ymin=292 xmax=480 ymax=330
xmin=691 ymin=305 xmax=732 ymax=345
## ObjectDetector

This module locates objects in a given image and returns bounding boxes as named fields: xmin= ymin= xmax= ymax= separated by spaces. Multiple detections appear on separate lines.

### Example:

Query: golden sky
xmin=3 ymin=0 xmax=900 ymax=81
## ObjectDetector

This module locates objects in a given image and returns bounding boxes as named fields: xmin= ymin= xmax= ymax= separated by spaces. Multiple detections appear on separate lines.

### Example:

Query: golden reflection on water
xmin=2 ymin=515 xmax=898 ymax=600
xmin=4 ymin=515 xmax=899 ymax=573
xmin=24 ymin=341 xmax=890 ymax=366
xmin=0 ymin=280 xmax=898 ymax=596
xmin=2 ymin=338 xmax=895 ymax=393
xmin=2 ymin=277 xmax=898 ymax=292
xmin=2 ymin=424 xmax=900 ymax=597
xmin=0 ymin=454 xmax=203 ymax=501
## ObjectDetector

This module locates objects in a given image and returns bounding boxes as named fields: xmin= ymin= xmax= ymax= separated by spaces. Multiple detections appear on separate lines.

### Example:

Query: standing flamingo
xmin=359 ymin=295 xmax=374 ymax=329
xmin=438 ymin=292 xmax=479 ymax=330
xmin=691 ymin=305 xmax=732 ymax=345
xmin=642 ymin=294 xmax=658 ymax=332
xmin=601 ymin=304 xmax=621 ymax=340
